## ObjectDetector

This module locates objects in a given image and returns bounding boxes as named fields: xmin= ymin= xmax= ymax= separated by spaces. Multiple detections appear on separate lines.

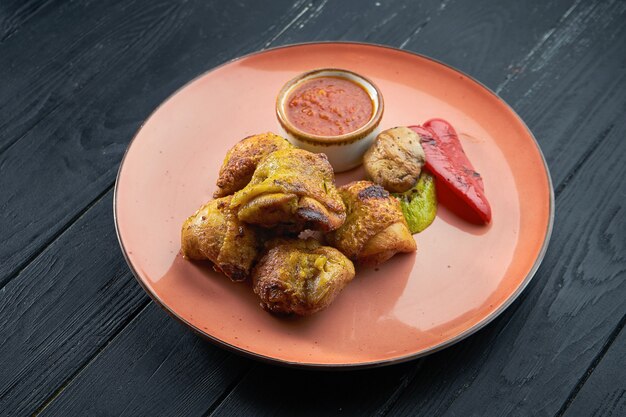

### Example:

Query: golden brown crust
xmin=213 ymin=132 xmax=293 ymax=198
xmin=363 ymin=127 xmax=426 ymax=193
xmin=230 ymin=148 xmax=346 ymax=232
xmin=181 ymin=196 xmax=259 ymax=281
xmin=326 ymin=180 xmax=416 ymax=266
xmin=358 ymin=222 xmax=416 ymax=267
xmin=252 ymin=239 xmax=355 ymax=315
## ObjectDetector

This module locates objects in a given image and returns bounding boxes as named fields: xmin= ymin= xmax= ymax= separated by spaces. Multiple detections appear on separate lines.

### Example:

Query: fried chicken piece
xmin=326 ymin=181 xmax=416 ymax=267
xmin=363 ymin=126 xmax=426 ymax=192
xmin=181 ymin=195 xmax=259 ymax=281
xmin=230 ymin=148 xmax=346 ymax=232
xmin=253 ymin=239 xmax=355 ymax=315
xmin=214 ymin=132 xmax=293 ymax=197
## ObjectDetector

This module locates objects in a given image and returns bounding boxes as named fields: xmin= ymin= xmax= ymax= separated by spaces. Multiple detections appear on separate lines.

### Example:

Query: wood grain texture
xmin=0 ymin=1 xmax=322 ymax=415
xmin=0 ymin=0 xmax=300 ymax=153
xmin=562 ymin=320 xmax=626 ymax=417
xmin=37 ymin=303 xmax=251 ymax=417
xmin=0 ymin=192 xmax=149 ymax=417
xmin=253 ymin=0 xmax=445 ymax=47
xmin=40 ymin=349 xmax=420 ymax=417
xmin=213 ymin=83 xmax=626 ymax=416
xmin=0 ymin=0 xmax=574 ymax=289
xmin=377 ymin=2 xmax=626 ymax=415
xmin=0 ymin=0 xmax=623 ymax=416
xmin=398 ymin=0 xmax=575 ymax=88
xmin=35 ymin=0 xmax=609 ymax=415
xmin=209 ymin=1 xmax=626 ymax=416
xmin=0 ymin=0 xmax=305 ymax=288
xmin=385 ymin=88 xmax=626 ymax=417
xmin=5 ymin=2 xmax=456 ymax=415
xmin=0 ymin=0 xmax=57 ymax=42
xmin=206 ymin=362 xmax=423 ymax=417
xmin=497 ymin=0 xmax=626 ymax=187
xmin=0 ymin=1 xmax=450 ymax=415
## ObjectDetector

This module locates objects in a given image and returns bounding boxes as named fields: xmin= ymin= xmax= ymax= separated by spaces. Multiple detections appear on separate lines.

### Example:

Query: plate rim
xmin=113 ymin=41 xmax=555 ymax=370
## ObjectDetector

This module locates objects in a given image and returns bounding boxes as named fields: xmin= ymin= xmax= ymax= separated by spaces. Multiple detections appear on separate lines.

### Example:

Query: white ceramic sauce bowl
xmin=276 ymin=68 xmax=384 ymax=172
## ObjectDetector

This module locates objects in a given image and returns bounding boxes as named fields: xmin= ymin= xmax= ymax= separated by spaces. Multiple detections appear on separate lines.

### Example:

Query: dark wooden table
xmin=1 ymin=0 xmax=625 ymax=415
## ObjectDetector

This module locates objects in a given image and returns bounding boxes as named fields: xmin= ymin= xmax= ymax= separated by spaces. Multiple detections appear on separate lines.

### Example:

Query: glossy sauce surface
xmin=286 ymin=76 xmax=373 ymax=136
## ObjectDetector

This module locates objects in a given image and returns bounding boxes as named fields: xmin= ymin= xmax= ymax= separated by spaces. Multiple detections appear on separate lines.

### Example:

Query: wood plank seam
xmin=1 ymin=0 xmax=578 ymax=295
xmin=2 ymin=1 xmax=459 ymax=410
xmin=361 ymin=112 xmax=619 ymax=417
xmin=0 ymin=0 xmax=340 ymax=291
xmin=495 ymin=0 xmax=583 ymax=94
xmin=0 ymin=0 xmax=422 ymax=158
xmin=424 ymin=122 xmax=622 ymax=413
xmin=0 ymin=0 xmax=324 ymax=157
xmin=334 ymin=97 xmax=622 ymax=414
xmin=398 ymin=0 xmax=451 ymax=49
xmin=263 ymin=0 xmax=310 ymax=49
xmin=201 ymin=365 xmax=257 ymax=417
xmin=370 ymin=5 xmax=626 ymax=411
xmin=179 ymin=1 xmax=619 ymax=412
xmin=0 ymin=0 xmax=382 ymax=412
xmin=398 ymin=18 xmax=431 ymax=49
xmin=376 ymin=361 xmax=425 ymax=417
xmin=114 ymin=328 xmax=194 ymax=417
xmin=0 ymin=101 xmax=65 ymax=156
xmin=554 ymin=313 xmax=626 ymax=417
xmin=553 ymin=123 xmax=614 ymax=197
xmin=0 ymin=0 xmax=334 ymax=285
xmin=0 ymin=182 xmax=114 ymax=290
xmin=3 ymin=0 xmax=609 ymax=415
xmin=8 ymin=0 xmax=621 ymax=413
xmin=560 ymin=314 xmax=626 ymax=416
xmin=11 ymin=33 xmax=596 ymax=415
xmin=383 ymin=109 xmax=626 ymax=416
xmin=0 ymin=0 xmax=180 ymax=154
xmin=32 ymin=296 xmax=153 ymax=417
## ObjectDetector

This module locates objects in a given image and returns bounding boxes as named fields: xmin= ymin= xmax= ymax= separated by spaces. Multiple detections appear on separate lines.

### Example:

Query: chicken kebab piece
xmin=327 ymin=181 xmax=416 ymax=267
xmin=230 ymin=148 xmax=346 ymax=232
xmin=181 ymin=195 xmax=259 ymax=281
xmin=213 ymin=132 xmax=293 ymax=198
xmin=253 ymin=239 xmax=355 ymax=315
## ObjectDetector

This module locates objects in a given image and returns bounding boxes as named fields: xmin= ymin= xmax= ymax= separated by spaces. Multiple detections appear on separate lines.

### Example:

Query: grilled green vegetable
xmin=393 ymin=172 xmax=437 ymax=234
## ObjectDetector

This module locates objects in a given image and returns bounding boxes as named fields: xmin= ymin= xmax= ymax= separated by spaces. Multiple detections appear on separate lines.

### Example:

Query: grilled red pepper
xmin=410 ymin=119 xmax=492 ymax=224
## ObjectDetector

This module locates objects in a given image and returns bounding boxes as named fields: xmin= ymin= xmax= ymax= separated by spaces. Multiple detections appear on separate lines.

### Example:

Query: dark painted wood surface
xmin=0 ymin=1 xmax=624 ymax=416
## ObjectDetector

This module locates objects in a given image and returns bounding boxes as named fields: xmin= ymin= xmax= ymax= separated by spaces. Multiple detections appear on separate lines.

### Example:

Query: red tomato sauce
xmin=286 ymin=76 xmax=373 ymax=136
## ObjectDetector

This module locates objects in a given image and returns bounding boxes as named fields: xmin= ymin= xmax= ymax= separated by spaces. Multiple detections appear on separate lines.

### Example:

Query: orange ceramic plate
xmin=115 ymin=43 xmax=553 ymax=368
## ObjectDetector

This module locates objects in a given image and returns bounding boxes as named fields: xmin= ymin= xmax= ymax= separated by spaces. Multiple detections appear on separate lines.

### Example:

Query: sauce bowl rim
xmin=276 ymin=68 xmax=384 ymax=145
